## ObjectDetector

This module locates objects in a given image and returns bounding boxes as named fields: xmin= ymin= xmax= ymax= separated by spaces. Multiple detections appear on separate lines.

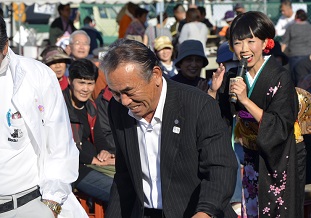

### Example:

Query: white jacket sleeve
xmin=38 ymin=66 xmax=79 ymax=204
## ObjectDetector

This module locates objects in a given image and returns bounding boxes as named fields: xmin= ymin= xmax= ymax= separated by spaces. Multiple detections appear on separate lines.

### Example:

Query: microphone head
xmin=239 ymin=58 xmax=248 ymax=68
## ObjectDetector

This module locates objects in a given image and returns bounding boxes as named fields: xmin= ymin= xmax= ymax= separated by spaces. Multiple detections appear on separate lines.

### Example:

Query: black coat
xmin=106 ymin=79 xmax=238 ymax=218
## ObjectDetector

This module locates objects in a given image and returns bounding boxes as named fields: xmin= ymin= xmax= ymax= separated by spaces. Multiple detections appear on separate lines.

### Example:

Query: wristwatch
xmin=42 ymin=199 xmax=62 ymax=215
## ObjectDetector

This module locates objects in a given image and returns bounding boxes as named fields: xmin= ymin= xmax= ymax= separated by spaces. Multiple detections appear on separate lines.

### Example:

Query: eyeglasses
xmin=71 ymin=41 xmax=90 ymax=47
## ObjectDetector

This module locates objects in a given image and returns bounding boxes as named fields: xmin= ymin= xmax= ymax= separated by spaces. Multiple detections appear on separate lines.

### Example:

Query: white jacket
xmin=8 ymin=48 xmax=87 ymax=217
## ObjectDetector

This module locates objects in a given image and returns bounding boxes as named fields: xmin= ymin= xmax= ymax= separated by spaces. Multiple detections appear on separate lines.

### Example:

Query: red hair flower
xmin=263 ymin=38 xmax=275 ymax=54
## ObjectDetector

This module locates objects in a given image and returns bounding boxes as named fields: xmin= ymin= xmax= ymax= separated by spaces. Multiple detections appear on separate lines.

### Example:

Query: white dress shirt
xmin=128 ymin=78 xmax=167 ymax=209
xmin=275 ymin=12 xmax=295 ymax=37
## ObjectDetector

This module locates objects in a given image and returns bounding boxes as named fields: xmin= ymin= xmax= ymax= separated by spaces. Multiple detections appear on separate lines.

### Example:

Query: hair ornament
xmin=263 ymin=38 xmax=275 ymax=54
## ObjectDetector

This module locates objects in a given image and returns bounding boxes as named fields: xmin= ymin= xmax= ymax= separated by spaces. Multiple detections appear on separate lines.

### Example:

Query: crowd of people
xmin=0 ymin=1 xmax=310 ymax=218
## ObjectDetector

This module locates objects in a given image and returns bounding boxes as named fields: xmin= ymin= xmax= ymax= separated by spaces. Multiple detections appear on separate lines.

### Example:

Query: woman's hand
xmin=230 ymin=78 xmax=248 ymax=104
xmin=210 ymin=63 xmax=225 ymax=92
xmin=205 ymin=63 xmax=225 ymax=99
xmin=93 ymin=150 xmax=115 ymax=166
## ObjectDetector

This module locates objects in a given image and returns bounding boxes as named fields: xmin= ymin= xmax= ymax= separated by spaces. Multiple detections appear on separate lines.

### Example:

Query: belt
xmin=144 ymin=208 xmax=163 ymax=217
xmin=0 ymin=188 xmax=41 ymax=213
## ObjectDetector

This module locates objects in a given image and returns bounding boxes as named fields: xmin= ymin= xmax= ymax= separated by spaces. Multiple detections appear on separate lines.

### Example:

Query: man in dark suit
xmin=49 ymin=4 xmax=77 ymax=45
xmin=101 ymin=39 xmax=238 ymax=218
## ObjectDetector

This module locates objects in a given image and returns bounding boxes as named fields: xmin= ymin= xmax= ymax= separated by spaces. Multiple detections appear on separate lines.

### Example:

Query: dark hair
xmin=134 ymin=7 xmax=148 ymax=18
xmin=127 ymin=2 xmax=138 ymax=14
xmin=57 ymin=4 xmax=70 ymax=14
xmin=101 ymin=39 xmax=159 ymax=82
xmin=69 ymin=59 xmax=98 ymax=81
xmin=229 ymin=11 xmax=275 ymax=48
xmin=295 ymin=9 xmax=308 ymax=21
xmin=173 ymin=4 xmax=185 ymax=12
xmin=83 ymin=16 xmax=93 ymax=25
xmin=186 ymin=8 xmax=201 ymax=23
xmin=0 ymin=16 xmax=8 ymax=51
xmin=157 ymin=12 xmax=168 ymax=23
xmin=281 ymin=0 xmax=292 ymax=8
xmin=197 ymin=6 xmax=206 ymax=16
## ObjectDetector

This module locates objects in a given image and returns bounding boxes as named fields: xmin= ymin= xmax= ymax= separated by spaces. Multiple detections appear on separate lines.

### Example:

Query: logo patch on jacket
xmin=8 ymin=129 xmax=23 ymax=142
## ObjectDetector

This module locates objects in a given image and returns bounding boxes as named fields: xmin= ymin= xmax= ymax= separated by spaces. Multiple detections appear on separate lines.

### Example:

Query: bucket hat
xmin=174 ymin=40 xmax=208 ymax=68
xmin=216 ymin=41 xmax=238 ymax=63
xmin=223 ymin=10 xmax=235 ymax=22
xmin=41 ymin=46 xmax=71 ymax=65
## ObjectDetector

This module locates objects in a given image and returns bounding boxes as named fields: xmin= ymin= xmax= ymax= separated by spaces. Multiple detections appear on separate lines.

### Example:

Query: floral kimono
xmin=219 ymin=56 xmax=305 ymax=217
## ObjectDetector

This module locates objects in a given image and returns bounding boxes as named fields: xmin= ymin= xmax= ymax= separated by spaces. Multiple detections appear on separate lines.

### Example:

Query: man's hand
xmin=41 ymin=199 xmax=61 ymax=218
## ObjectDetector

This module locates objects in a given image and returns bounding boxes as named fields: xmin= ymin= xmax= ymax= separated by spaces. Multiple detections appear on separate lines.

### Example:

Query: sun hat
xmin=41 ymin=46 xmax=71 ymax=65
xmin=174 ymin=40 xmax=209 ymax=68
xmin=154 ymin=36 xmax=173 ymax=51
xmin=216 ymin=41 xmax=238 ymax=63
xmin=223 ymin=10 xmax=235 ymax=22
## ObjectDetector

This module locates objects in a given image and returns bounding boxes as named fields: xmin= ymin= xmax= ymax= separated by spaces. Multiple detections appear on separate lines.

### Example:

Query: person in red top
xmin=118 ymin=2 xmax=138 ymax=38
xmin=41 ymin=45 xmax=71 ymax=90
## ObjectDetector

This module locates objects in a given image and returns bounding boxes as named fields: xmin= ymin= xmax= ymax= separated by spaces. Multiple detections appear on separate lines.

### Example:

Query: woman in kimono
xmin=211 ymin=11 xmax=305 ymax=217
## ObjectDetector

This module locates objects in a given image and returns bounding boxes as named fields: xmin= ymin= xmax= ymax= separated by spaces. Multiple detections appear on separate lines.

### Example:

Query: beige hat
xmin=154 ymin=36 xmax=173 ymax=51
xmin=41 ymin=46 xmax=71 ymax=65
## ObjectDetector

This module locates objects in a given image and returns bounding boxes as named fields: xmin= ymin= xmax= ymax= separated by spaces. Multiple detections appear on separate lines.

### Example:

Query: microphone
xmin=230 ymin=58 xmax=248 ymax=103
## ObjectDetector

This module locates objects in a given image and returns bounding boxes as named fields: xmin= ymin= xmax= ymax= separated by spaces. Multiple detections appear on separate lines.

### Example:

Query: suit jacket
xmin=106 ymin=79 xmax=238 ymax=218
xmin=49 ymin=17 xmax=77 ymax=45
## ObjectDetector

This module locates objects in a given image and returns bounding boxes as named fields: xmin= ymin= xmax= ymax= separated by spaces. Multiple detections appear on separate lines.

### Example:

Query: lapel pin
xmin=173 ymin=126 xmax=180 ymax=134
xmin=174 ymin=119 xmax=179 ymax=124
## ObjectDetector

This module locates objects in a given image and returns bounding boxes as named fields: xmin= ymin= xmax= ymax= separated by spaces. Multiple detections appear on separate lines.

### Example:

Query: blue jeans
xmin=76 ymin=169 xmax=113 ymax=202
xmin=289 ymin=55 xmax=308 ymax=85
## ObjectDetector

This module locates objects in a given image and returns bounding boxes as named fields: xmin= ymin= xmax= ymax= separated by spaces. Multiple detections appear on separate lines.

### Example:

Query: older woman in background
xmin=41 ymin=45 xmax=71 ymax=90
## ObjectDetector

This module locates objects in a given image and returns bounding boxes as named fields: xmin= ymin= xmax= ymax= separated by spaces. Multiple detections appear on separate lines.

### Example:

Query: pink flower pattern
xmin=242 ymin=152 xmax=288 ymax=217
xmin=242 ymin=152 xmax=259 ymax=217
xmin=267 ymin=82 xmax=282 ymax=97
xmin=262 ymin=167 xmax=287 ymax=217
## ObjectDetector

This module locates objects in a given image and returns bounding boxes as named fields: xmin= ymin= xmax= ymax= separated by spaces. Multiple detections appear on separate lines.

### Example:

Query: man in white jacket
xmin=0 ymin=16 xmax=87 ymax=218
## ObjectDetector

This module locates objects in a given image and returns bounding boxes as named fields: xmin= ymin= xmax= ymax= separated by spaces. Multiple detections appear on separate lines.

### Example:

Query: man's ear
xmin=3 ymin=40 xmax=9 ymax=56
xmin=152 ymin=66 xmax=162 ymax=86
